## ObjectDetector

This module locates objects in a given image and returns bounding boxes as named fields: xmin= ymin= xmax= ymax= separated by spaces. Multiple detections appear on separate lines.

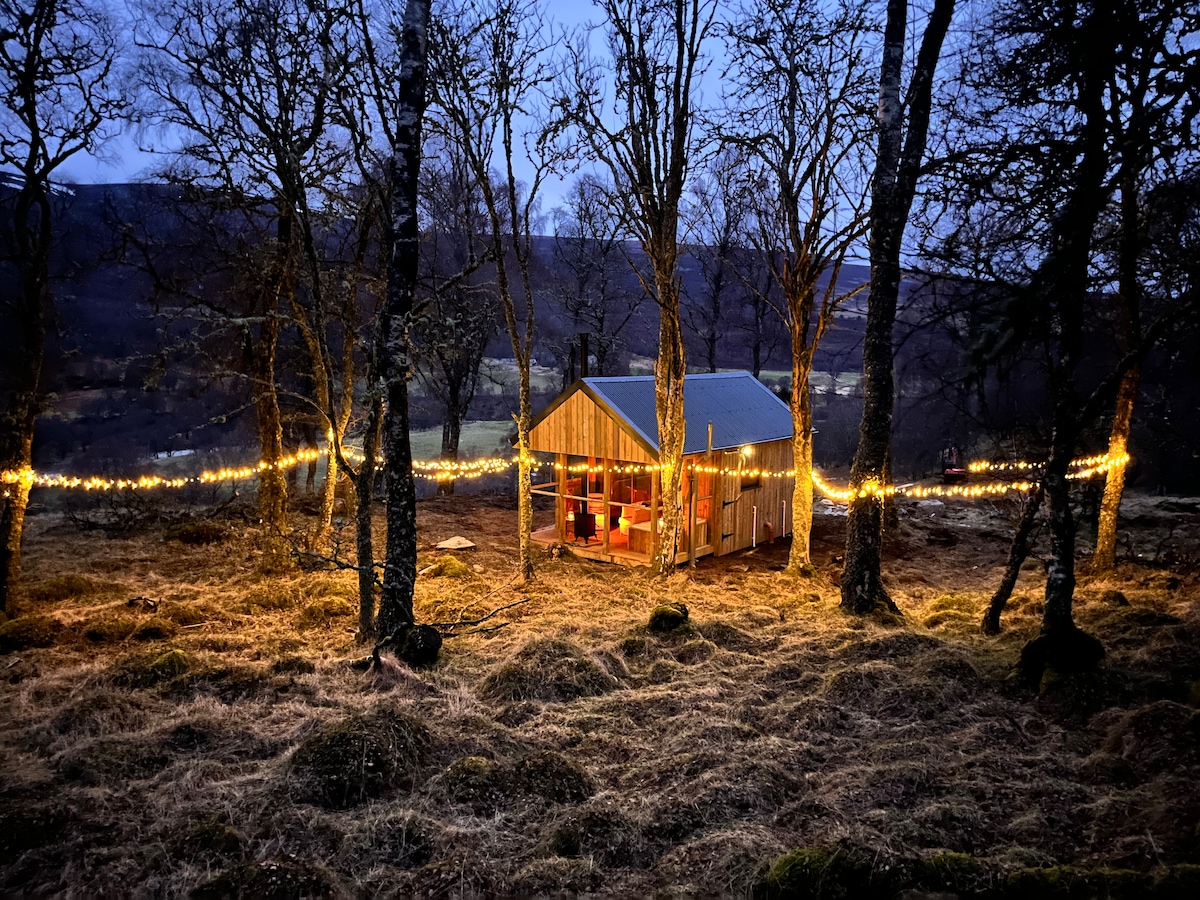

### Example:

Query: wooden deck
xmin=531 ymin=524 xmax=714 ymax=568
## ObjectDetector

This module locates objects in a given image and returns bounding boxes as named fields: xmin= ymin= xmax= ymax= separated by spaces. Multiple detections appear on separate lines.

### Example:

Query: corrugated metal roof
xmin=583 ymin=372 xmax=792 ymax=454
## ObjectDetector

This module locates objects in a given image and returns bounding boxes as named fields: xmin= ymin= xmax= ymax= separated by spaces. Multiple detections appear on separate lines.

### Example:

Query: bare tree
xmin=550 ymin=175 xmax=642 ymax=378
xmin=682 ymin=151 xmax=750 ymax=374
xmin=932 ymin=0 xmax=1198 ymax=650
xmin=1 ymin=0 xmax=126 ymax=616
xmin=135 ymin=0 xmax=356 ymax=541
xmin=840 ymin=0 xmax=956 ymax=614
xmin=1090 ymin=1 xmax=1199 ymax=573
xmin=414 ymin=140 xmax=498 ymax=494
xmin=720 ymin=0 xmax=875 ymax=572
xmin=563 ymin=0 xmax=717 ymax=575
xmin=428 ymin=0 xmax=557 ymax=583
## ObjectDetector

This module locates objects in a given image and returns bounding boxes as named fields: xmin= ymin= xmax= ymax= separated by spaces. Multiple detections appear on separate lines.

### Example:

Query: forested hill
xmin=4 ymin=180 xmax=1198 ymax=491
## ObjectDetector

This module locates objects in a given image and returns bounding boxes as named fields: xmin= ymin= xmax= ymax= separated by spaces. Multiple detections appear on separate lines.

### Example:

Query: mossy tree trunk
xmin=249 ymin=215 xmax=296 ymax=538
xmin=1093 ymin=365 xmax=1138 ymax=572
xmin=654 ymin=269 xmax=687 ymax=577
xmin=353 ymin=389 xmax=383 ymax=641
xmin=982 ymin=483 xmax=1044 ymax=635
xmin=437 ymin=386 xmax=463 ymax=497
xmin=1094 ymin=167 xmax=1144 ymax=574
xmin=787 ymin=342 xmax=815 ymax=571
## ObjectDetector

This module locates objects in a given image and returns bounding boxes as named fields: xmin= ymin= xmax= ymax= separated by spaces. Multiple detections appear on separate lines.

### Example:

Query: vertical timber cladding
xmin=716 ymin=438 xmax=794 ymax=557
xmin=527 ymin=388 xmax=655 ymax=465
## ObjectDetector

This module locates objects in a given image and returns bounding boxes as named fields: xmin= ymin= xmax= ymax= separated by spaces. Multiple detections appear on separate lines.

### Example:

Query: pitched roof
xmin=553 ymin=371 xmax=793 ymax=455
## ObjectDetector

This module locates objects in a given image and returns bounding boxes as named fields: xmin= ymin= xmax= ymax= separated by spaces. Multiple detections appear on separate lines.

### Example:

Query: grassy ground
xmin=1 ymin=491 xmax=1198 ymax=897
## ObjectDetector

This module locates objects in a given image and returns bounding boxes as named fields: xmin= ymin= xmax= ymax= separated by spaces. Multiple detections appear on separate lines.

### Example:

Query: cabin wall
xmin=528 ymin=391 xmax=655 ymax=463
xmin=715 ymin=438 xmax=793 ymax=556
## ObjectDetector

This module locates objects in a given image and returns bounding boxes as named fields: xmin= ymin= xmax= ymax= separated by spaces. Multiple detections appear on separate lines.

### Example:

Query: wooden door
xmin=718 ymin=450 xmax=742 ymax=556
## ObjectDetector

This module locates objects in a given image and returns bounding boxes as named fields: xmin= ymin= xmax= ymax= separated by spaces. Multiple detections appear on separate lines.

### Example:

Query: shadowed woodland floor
xmin=1 ymin=491 xmax=1199 ymax=897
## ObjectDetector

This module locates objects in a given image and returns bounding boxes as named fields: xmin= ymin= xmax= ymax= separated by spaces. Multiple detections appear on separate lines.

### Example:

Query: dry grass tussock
xmin=1 ymin=491 xmax=1199 ymax=897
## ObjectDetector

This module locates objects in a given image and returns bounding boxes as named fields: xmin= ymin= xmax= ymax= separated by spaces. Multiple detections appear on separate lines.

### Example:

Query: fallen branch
xmin=427 ymin=596 xmax=530 ymax=632
xmin=447 ymin=570 xmax=520 ymax=625
xmin=443 ymin=622 xmax=512 ymax=638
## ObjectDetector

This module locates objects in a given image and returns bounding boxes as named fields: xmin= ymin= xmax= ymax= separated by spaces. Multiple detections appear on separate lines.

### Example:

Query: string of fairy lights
xmin=2 ymin=448 xmax=1129 ymax=502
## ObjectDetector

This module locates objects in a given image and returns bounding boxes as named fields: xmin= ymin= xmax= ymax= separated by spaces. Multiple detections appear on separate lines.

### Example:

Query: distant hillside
xmin=4 ymin=181 xmax=1196 ymax=490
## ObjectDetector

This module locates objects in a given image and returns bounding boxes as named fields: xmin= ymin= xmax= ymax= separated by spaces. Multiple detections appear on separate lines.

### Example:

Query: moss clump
xmin=424 ymin=554 xmax=473 ymax=578
xmin=927 ymin=593 xmax=977 ymax=614
xmin=911 ymin=851 xmax=989 ymax=895
xmin=25 ymin=574 xmax=98 ymax=603
xmin=131 ymin=617 xmax=178 ymax=642
xmin=445 ymin=755 xmax=503 ymax=806
xmin=513 ymin=750 xmax=594 ymax=804
xmin=541 ymin=807 xmax=643 ymax=866
xmin=114 ymin=648 xmax=194 ymax=688
xmin=0 ymin=615 xmax=64 ymax=653
xmin=648 ymin=602 xmax=689 ymax=633
xmin=1017 ymin=625 xmax=1105 ymax=686
xmin=295 ymin=597 xmax=354 ymax=630
xmin=175 ymin=814 xmax=247 ymax=862
xmin=619 ymin=634 xmax=647 ymax=657
xmin=165 ymin=520 xmax=228 ymax=545
xmin=760 ymin=847 xmax=876 ymax=899
xmin=289 ymin=705 xmax=428 ymax=808
xmin=271 ymin=654 xmax=316 ymax=675
xmin=674 ymin=639 xmax=716 ymax=665
xmin=339 ymin=812 xmax=433 ymax=871
xmin=478 ymin=638 xmax=619 ymax=703
xmin=1100 ymin=589 xmax=1130 ymax=607
xmin=82 ymin=615 xmax=140 ymax=643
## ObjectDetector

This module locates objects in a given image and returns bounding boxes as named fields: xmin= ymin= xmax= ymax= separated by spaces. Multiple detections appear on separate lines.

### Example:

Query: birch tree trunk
xmin=1093 ymin=365 xmax=1138 ymax=571
xmin=376 ymin=0 xmax=431 ymax=637
xmin=841 ymin=0 xmax=955 ymax=614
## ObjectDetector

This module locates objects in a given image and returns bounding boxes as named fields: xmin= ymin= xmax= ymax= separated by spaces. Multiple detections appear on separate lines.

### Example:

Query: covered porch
xmin=530 ymin=454 xmax=713 ymax=566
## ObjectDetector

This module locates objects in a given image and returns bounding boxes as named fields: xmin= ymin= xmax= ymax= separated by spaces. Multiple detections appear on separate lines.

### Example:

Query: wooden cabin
xmin=528 ymin=372 xmax=794 ymax=566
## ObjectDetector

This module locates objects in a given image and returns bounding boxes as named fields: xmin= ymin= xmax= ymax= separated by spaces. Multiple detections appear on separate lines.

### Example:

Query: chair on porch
xmin=573 ymin=504 xmax=597 ymax=543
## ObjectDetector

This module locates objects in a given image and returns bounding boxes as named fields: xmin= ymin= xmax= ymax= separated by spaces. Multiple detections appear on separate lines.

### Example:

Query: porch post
xmin=650 ymin=463 xmax=659 ymax=560
xmin=556 ymin=452 xmax=567 ymax=540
